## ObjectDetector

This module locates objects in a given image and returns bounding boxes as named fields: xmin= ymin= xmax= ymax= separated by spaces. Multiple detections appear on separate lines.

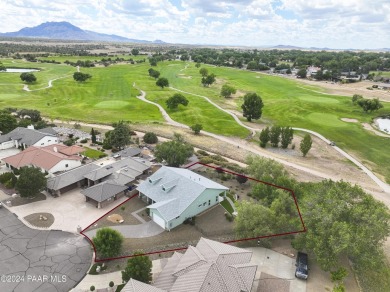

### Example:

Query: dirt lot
xmin=87 ymin=196 xmax=147 ymax=230
xmin=295 ymin=78 xmax=390 ymax=102
xmin=24 ymin=212 xmax=54 ymax=228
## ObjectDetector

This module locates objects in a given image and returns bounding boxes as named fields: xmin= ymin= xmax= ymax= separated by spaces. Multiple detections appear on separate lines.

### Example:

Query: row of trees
xmin=259 ymin=126 xmax=293 ymax=148
xmin=0 ymin=109 xmax=53 ymax=134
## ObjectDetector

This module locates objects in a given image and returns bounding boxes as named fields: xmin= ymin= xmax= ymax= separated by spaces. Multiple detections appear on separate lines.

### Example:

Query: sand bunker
xmin=341 ymin=118 xmax=358 ymax=123
xmin=107 ymin=214 xmax=124 ymax=223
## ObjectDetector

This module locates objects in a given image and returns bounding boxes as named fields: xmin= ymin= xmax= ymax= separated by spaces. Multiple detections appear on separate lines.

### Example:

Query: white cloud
xmin=0 ymin=0 xmax=389 ymax=48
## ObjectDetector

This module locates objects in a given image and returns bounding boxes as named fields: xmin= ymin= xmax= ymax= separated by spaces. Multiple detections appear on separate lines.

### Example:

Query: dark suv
xmin=295 ymin=252 xmax=308 ymax=280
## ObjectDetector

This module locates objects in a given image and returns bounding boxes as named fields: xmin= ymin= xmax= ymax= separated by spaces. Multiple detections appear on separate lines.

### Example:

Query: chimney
xmin=53 ymin=147 xmax=58 ymax=153
xmin=27 ymin=125 xmax=34 ymax=130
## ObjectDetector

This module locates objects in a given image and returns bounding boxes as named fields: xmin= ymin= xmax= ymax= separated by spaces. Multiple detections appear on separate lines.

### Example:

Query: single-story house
xmin=81 ymin=181 xmax=128 ymax=208
xmin=47 ymin=157 xmax=150 ymax=197
xmin=46 ymin=163 xmax=100 ymax=196
xmin=2 ymin=144 xmax=83 ymax=174
xmin=137 ymin=166 xmax=228 ymax=231
xmin=0 ymin=127 xmax=58 ymax=150
xmin=122 ymin=237 xmax=257 ymax=292
xmin=112 ymin=147 xmax=142 ymax=159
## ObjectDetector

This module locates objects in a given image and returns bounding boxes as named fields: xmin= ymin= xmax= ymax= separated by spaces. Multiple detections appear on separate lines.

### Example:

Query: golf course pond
xmin=376 ymin=118 xmax=390 ymax=133
xmin=4 ymin=68 xmax=40 ymax=73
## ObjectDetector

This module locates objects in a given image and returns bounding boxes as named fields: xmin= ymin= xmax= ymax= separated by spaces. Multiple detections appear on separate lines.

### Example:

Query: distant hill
xmin=0 ymin=21 xmax=165 ymax=43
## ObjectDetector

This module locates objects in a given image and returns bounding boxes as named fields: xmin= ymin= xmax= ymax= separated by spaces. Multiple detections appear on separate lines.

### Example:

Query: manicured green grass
xmin=82 ymin=147 xmax=107 ymax=159
xmin=370 ymin=71 xmax=390 ymax=77
xmin=1 ymin=58 xmax=390 ymax=180
xmin=220 ymin=199 xmax=234 ymax=214
xmin=160 ymin=62 xmax=390 ymax=182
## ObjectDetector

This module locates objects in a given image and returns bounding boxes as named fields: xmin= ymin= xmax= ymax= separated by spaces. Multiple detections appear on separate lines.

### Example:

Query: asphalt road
xmin=0 ymin=208 xmax=92 ymax=292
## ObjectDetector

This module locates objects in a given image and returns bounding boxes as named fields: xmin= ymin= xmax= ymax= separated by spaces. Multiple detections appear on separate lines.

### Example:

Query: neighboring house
xmin=137 ymin=166 xmax=228 ymax=231
xmin=0 ymin=127 xmax=58 ymax=150
xmin=47 ymin=157 xmax=150 ymax=198
xmin=306 ymin=66 xmax=321 ymax=77
xmin=112 ymin=147 xmax=142 ymax=159
xmin=2 ymin=144 xmax=83 ymax=174
xmin=122 ymin=237 xmax=257 ymax=292
xmin=81 ymin=181 xmax=128 ymax=208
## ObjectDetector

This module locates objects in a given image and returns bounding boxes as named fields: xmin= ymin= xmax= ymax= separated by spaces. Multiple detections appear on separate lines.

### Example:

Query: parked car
xmin=295 ymin=252 xmax=309 ymax=280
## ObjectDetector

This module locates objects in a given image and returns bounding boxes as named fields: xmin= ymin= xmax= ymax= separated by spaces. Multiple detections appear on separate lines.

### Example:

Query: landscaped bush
xmin=196 ymin=150 xmax=209 ymax=156
xmin=0 ymin=172 xmax=17 ymax=188
xmin=143 ymin=132 xmax=158 ymax=144
xmin=99 ymin=154 xmax=107 ymax=158
xmin=199 ymin=157 xmax=214 ymax=164
xmin=210 ymin=155 xmax=228 ymax=162
xmin=109 ymin=281 xmax=114 ymax=288
xmin=80 ymin=138 xmax=88 ymax=143
xmin=63 ymin=139 xmax=75 ymax=146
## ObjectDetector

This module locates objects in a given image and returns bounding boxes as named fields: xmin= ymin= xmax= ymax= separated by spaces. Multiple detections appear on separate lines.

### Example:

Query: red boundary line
xmin=81 ymin=162 xmax=306 ymax=262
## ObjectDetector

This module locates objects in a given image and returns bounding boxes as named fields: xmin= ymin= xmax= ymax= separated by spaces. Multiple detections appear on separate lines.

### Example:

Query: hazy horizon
xmin=1 ymin=0 xmax=389 ymax=50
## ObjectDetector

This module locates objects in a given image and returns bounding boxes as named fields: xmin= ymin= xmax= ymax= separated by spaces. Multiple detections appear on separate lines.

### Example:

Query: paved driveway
xmin=0 ymin=208 xmax=92 ymax=292
xmin=9 ymin=189 xmax=128 ymax=233
xmin=247 ymin=247 xmax=306 ymax=292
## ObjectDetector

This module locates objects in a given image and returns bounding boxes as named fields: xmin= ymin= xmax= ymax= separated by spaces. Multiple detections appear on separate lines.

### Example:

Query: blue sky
xmin=1 ymin=0 xmax=389 ymax=49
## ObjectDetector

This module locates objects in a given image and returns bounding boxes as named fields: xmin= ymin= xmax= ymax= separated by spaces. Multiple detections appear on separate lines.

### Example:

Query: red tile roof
xmin=3 ymin=145 xmax=81 ymax=171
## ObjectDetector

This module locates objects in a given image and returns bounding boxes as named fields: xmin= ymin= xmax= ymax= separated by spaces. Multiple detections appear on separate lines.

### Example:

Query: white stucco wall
xmin=0 ymin=140 xmax=16 ymax=150
xmin=33 ymin=136 xmax=58 ymax=147
xmin=49 ymin=159 xmax=81 ymax=174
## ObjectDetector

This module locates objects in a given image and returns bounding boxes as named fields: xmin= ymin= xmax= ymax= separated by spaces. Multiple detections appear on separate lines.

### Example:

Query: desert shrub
xmin=80 ymin=138 xmax=88 ymax=143
xmin=210 ymin=155 xmax=228 ymax=162
xmin=143 ymin=132 xmax=158 ymax=144
xmin=196 ymin=150 xmax=209 ymax=156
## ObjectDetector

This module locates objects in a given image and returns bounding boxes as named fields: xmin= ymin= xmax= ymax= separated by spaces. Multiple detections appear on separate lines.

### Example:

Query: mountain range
xmin=0 ymin=21 xmax=165 ymax=44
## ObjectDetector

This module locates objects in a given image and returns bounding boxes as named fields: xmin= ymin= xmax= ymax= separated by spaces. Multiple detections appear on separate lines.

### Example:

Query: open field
xmin=1 ymin=57 xmax=390 ymax=180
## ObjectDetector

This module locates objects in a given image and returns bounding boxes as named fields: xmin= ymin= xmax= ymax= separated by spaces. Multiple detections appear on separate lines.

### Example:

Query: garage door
xmin=152 ymin=213 xmax=166 ymax=229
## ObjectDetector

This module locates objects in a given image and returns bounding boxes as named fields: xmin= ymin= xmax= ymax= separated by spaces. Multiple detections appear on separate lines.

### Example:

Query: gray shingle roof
xmin=84 ymin=157 xmax=149 ymax=181
xmin=137 ymin=167 xmax=228 ymax=221
xmin=114 ymin=147 xmax=142 ymax=158
xmin=47 ymin=163 xmax=100 ymax=191
xmin=0 ymin=127 xmax=56 ymax=145
xmin=81 ymin=181 xmax=127 ymax=202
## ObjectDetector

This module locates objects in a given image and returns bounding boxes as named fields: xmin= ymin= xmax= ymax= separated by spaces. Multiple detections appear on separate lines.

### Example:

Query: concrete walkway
xmin=84 ymin=221 xmax=164 ymax=239
xmin=131 ymin=207 xmax=147 ymax=223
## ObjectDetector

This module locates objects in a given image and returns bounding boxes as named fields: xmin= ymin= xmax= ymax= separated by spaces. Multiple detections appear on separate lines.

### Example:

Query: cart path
xmin=168 ymin=87 xmax=390 ymax=194
xmin=22 ymin=74 xmax=71 ymax=91
xmin=135 ymin=88 xmax=390 ymax=193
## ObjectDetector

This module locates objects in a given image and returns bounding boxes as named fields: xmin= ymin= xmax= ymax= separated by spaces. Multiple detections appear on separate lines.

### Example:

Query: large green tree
xmin=220 ymin=84 xmax=236 ymax=98
xmin=131 ymin=48 xmax=139 ymax=56
xmin=15 ymin=167 xmax=47 ymax=198
xmin=241 ymin=93 xmax=264 ymax=122
xmin=155 ymin=134 xmax=193 ymax=167
xmin=110 ymin=121 xmax=131 ymax=150
xmin=156 ymin=77 xmax=169 ymax=88
xmin=166 ymin=93 xmax=189 ymax=110
xmin=259 ymin=127 xmax=270 ymax=148
xmin=199 ymin=67 xmax=208 ymax=77
xmin=92 ymin=227 xmax=124 ymax=259
xmin=300 ymin=134 xmax=312 ymax=157
xmin=293 ymin=180 xmax=390 ymax=271
xmin=73 ymin=72 xmax=92 ymax=82
xmin=357 ymin=98 xmax=383 ymax=113
xmin=148 ymin=68 xmax=160 ymax=80
xmin=280 ymin=127 xmax=294 ymax=149
xmin=201 ymin=73 xmax=216 ymax=87
xmin=269 ymin=126 xmax=281 ymax=147
xmin=0 ymin=112 xmax=18 ymax=134
xmin=122 ymin=251 xmax=152 ymax=284
xmin=20 ymin=72 xmax=37 ymax=83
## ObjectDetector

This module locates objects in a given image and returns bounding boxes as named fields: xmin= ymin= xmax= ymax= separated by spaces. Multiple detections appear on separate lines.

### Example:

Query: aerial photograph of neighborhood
xmin=0 ymin=1 xmax=389 ymax=292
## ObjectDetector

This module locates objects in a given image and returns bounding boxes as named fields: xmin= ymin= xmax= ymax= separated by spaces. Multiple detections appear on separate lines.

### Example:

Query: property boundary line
xmin=80 ymin=162 xmax=306 ymax=262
